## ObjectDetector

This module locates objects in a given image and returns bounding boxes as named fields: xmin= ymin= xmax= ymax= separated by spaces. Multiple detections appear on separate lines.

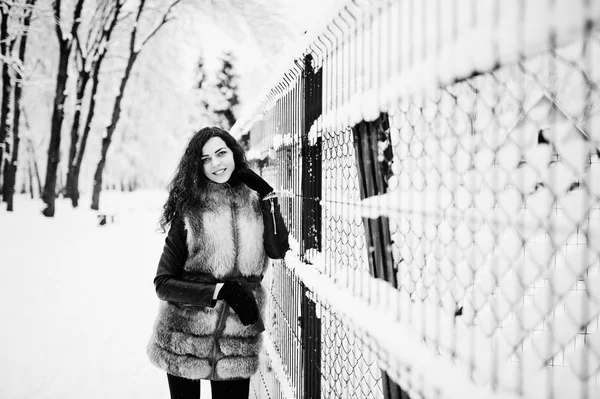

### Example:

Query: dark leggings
xmin=166 ymin=373 xmax=250 ymax=399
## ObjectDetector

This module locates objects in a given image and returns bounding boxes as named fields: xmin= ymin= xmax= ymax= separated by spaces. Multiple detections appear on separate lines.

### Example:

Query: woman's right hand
xmin=217 ymin=281 xmax=259 ymax=325
xmin=228 ymin=168 xmax=273 ymax=199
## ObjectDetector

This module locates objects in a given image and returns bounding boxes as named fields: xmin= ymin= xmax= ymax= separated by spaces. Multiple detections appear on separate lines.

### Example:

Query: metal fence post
xmin=300 ymin=53 xmax=323 ymax=399
xmin=352 ymin=114 xmax=409 ymax=399
xmin=300 ymin=53 xmax=323 ymax=256
xmin=301 ymin=283 xmax=322 ymax=399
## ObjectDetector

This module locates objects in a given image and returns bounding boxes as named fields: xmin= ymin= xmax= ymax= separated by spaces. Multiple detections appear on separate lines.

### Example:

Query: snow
xmin=283 ymin=250 xmax=519 ymax=399
xmin=261 ymin=332 xmax=295 ymax=399
xmin=0 ymin=191 xmax=217 ymax=399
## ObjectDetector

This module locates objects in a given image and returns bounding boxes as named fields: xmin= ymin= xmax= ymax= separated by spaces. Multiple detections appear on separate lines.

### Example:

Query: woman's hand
xmin=229 ymin=168 xmax=273 ymax=199
xmin=217 ymin=281 xmax=259 ymax=325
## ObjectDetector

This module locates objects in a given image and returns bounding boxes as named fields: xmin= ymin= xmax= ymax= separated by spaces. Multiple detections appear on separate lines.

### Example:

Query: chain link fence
xmin=236 ymin=1 xmax=600 ymax=398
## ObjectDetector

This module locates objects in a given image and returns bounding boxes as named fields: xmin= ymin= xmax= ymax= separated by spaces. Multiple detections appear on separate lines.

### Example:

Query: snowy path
xmin=0 ymin=191 xmax=211 ymax=399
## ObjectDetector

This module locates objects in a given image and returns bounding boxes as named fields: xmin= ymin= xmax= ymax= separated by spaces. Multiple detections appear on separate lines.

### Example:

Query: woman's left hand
xmin=229 ymin=168 xmax=273 ymax=198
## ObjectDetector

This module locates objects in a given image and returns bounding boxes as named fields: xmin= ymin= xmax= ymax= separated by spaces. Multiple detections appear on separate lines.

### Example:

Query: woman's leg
xmin=166 ymin=373 xmax=201 ymax=399
xmin=210 ymin=378 xmax=250 ymax=399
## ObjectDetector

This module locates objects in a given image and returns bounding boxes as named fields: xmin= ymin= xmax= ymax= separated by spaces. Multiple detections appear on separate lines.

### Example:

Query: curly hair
xmin=160 ymin=126 xmax=248 ymax=230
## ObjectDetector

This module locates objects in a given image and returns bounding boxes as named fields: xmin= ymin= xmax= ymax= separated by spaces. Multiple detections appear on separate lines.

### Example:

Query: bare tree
xmin=41 ymin=0 xmax=85 ymax=217
xmin=65 ymin=0 xmax=123 ymax=207
xmin=91 ymin=0 xmax=183 ymax=210
xmin=2 ymin=0 xmax=37 ymax=211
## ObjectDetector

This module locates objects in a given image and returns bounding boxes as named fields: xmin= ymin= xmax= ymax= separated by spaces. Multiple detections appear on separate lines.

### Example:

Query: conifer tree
xmin=195 ymin=51 xmax=240 ymax=130
xmin=213 ymin=51 xmax=239 ymax=129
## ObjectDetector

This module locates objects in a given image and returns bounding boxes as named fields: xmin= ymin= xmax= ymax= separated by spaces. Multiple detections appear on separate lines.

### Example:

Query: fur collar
xmin=182 ymin=182 xmax=267 ymax=279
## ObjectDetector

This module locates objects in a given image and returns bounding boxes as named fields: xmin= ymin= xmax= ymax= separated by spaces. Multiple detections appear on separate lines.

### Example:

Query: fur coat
xmin=147 ymin=183 xmax=270 ymax=381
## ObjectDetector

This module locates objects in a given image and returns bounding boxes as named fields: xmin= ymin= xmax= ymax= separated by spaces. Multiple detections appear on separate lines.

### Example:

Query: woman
xmin=147 ymin=126 xmax=289 ymax=399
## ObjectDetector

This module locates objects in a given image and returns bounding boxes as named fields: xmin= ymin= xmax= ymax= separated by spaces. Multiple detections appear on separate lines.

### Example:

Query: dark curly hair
xmin=160 ymin=126 xmax=248 ymax=230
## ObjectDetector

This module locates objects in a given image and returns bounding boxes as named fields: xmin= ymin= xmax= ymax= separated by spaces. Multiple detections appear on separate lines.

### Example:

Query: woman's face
xmin=201 ymin=136 xmax=236 ymax=184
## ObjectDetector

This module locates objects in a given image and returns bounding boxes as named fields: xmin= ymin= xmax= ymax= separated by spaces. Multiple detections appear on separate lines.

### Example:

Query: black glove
xmin=217 ymin=281 xmax=259 ymax=326
xmin=228 ymin=168 xmax=273 ymax=199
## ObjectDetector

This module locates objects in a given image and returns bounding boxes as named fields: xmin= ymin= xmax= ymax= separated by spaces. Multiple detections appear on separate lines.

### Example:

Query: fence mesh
xmin=319 ymin=301 xmax=384 ymax=399
xmin=251 ymin=264 xmax=304 ymax=399
xmin=242 ymin=1 xmax=600 ymax=398
xmin=385 ymin=51 xmax=600 ymax=398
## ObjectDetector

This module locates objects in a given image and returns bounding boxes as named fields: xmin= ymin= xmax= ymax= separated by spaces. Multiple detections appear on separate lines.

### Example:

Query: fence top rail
xmin=231 ymin=0 xmax=599 ymax=137
xmin=230 ymin=0 xmax=354 ymax=138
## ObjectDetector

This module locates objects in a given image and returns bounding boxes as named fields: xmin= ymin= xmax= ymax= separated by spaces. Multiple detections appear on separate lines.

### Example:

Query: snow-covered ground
xmin=0 ymin=191 xmax=212 ymax=399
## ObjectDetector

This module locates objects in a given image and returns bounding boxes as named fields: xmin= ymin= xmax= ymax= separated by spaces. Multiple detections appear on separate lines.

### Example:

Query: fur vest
xmin=147 ymin=183 xmax=269 ymax=380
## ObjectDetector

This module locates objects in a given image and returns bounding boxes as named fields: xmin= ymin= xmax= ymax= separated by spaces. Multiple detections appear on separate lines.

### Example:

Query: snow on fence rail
xmin=235 ymin=1 xmax=600 ymax=398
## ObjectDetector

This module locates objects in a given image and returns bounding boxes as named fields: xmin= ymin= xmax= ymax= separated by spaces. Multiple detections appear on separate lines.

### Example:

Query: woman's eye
xmin=202 ymin=158 xmax=210 ymax=164
xmin=218 ymin=151 xmax=227 ymax=157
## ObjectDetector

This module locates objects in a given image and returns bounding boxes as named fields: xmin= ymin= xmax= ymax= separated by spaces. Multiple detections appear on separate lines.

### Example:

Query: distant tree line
xmin=0 ymin=0 xmax=287 ymax=216
xmin=0 ymin=0 xmax=188 ymax=216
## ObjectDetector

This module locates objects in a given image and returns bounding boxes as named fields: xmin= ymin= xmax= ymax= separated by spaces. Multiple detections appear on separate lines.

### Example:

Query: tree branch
xmin=52 ymin=0 xmax=62 ymax=42
xmin=85 ymin=0 xmax=108 ymax=48
xmin=69 ymin=0 xmax=85 ymax=44
xmin=128 ymin=0 xmax=146 ymax=55
xmin=117 ymin=9 xmax=134 ymax=23
xmin=139 ymin=0 xmax=184 ymax=50
xmin=74 ymin=32 xmax=84 ymax=68
xmin=88 ymin=0 xmax=117 ymax=54
xmin=85 ymin=0 xmax=117 ymax=68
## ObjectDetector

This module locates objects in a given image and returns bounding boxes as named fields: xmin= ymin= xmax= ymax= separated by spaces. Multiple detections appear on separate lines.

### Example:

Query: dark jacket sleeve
xmin=153 ymin=216 xmax=216 ymax=306
xmin=261 ymin=197 xmax=290 ymax=259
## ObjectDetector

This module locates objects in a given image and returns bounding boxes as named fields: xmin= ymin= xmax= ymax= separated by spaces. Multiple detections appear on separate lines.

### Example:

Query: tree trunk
xmin=4 ymin=0 xmax=36 ymax=211
xmin=3 ymin=160 xmax=15 ymax=210
xmin=42 ymin=0 xmax=85 ymax=217
xmin=57 ymin=168 xmax=64 ymax=195
xmin=90 ymin=52 xmax=138 ymax=210
xmin=91 ymin=136 xmax=110 ymax=210
xmin=71 ymin=162 xmax=82 ymax=207
xmin=32 ymin=146 xmax=42 ymax=197
xmin=0 ymin=6 xmax=11 ymax=193
xmin=4 ymin=97 xmax=20 ymax=210
xmin=2 ymin=160 xmax=10 ymax=201
xmin=71 ymin=67 xmax=101 ymax=208
xmin=4 ymin=95 xmax=19 ymax=210
xmin=70 ymin=1 xmax=122 ymax=208
xmin=41 ymin=42 xmax=69 ymax=216
xmin=28 ymin=157 xmax=34 ymax=199
xmin=65 ymin=70 xmax=90 ymax=206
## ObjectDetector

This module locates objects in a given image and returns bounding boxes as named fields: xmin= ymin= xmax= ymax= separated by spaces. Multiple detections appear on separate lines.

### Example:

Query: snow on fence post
xmin=234 ymin=1 xmax=600 ymax=399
